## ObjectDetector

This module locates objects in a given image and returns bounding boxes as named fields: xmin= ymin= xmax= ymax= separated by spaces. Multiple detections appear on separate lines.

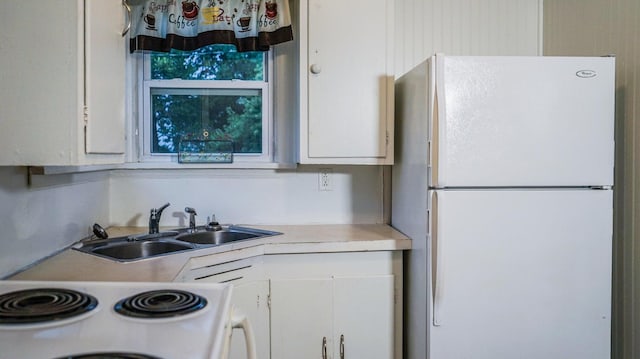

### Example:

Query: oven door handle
xmin=231 ymin=311 xmax=257 ymax=359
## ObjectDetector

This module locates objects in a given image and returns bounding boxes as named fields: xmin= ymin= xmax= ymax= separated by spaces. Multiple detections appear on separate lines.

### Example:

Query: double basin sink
xmin=74 ymin=226 xmax=281 ymax=262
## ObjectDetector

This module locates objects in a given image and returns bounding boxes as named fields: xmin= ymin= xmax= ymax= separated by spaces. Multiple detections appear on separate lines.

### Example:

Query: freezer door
xmin=431 ymin=55 xmax=615 ymax=187
xmin=429 ymin=189 xmax=612 ymax=359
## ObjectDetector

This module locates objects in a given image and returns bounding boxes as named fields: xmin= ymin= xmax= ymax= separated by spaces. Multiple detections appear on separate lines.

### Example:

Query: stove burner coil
xmin=0 ymin=288 xmax=98 ymax=324
xmin=114 ymin=289 xmax=207 ymax=318
xmin=55 ymin=353 xmax=163 ymax=359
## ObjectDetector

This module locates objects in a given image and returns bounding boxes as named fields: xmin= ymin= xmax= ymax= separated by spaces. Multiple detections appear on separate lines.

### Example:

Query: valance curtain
xmin=128 ymin=0 xmax=293 ymax=52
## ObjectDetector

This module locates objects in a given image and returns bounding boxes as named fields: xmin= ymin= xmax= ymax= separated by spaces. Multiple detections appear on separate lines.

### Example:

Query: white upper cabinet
xmin=298 ymin=0 xmax=394 ymax=164
xmin=84 ymin=0 xmax=127 ymax=157
xmin=0 ymin=0 xmax=126 ymax=166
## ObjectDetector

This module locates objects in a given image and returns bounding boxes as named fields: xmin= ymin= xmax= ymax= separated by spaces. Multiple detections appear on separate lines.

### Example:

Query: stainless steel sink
xmin=87 ymin=240 xmax=194 ymax=261
xmin=74 ymin=226 xmax=281 ymax=262
xmin=175 ymin=229 xmax=259 ymax=245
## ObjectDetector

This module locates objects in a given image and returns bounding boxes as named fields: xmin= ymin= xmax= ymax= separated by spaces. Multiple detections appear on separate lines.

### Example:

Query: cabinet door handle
xmin=322 ymin=336 xmax=327 ymax=359
xmin=122 ymin=0 xmax=132 ymax=36
xmin=340 ymin=334 xmax=345 ymax=359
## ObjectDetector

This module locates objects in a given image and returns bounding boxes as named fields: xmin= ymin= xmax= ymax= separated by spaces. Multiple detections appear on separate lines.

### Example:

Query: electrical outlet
xmin=319 ymin=168 xmax=333 ymax=191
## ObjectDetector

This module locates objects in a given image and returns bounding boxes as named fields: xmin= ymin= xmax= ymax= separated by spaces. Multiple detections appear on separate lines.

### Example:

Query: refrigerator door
xmin=431 ymin=55 xmax=615 ymax=188
xmin=428 ymin=189 xmax=612 ymax=359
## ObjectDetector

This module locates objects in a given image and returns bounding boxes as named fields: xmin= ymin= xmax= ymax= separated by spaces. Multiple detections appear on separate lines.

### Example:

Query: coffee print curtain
xmin=129 ymin=0 xmax=293 ymax=52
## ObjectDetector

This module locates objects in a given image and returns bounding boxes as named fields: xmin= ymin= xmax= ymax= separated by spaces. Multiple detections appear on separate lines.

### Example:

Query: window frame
xmin=135 ymin=49 xmax=275 ymax=164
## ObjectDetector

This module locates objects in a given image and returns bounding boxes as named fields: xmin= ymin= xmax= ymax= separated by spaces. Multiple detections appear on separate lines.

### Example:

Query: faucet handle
xmin=157 ymin=202 xmax=170 ymax=213
xmin=185 ymin=207 xmax=198 ymax=231
xmin=151 ymin=203 xmax=170 ymax=217
xmin=149 ymin=203 xmax=170 ymax=234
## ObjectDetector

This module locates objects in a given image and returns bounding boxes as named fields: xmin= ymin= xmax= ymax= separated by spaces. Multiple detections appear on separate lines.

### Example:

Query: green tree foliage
xmin=150 ymin=44 xmax=264 ymax=154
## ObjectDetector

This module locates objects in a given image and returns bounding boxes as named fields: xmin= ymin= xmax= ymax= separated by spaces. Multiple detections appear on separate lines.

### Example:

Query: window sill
xmin=118 ymin=162 xmax=297 ymax=170
xmin=30 ymin=161 xmax=298 ymax=175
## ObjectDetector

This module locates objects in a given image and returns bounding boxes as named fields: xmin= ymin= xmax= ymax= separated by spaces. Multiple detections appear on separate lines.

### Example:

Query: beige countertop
xmin=9 ymin=224 xmax=410 ymax=282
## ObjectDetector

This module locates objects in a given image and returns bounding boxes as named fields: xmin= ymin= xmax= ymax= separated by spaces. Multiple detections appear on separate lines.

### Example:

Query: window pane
xmin=151 ymin=88 xmax=262 ymax=154
xmin=150 ymin=44 xmax=264 ymax=81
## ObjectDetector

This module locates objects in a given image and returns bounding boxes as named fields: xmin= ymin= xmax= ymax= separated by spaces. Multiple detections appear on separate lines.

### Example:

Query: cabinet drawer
xmin=181 ymin=257 xmax=260 ymax=284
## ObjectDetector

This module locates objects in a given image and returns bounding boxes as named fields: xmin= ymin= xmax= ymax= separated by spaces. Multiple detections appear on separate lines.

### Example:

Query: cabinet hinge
xmin=386 ymin=131 xmax=390 ymax=145
xmin=394 ymin=286 xmax=398 ymax=305
xmin=267 ymin=293 xmax=271 ymax=310
xmin=83 ymin=106 xmax=89 ymax=125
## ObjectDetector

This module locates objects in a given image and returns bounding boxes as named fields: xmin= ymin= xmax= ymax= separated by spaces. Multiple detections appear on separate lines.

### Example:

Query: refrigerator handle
xmin=430 ymin=88 xmax=440 ymax=186
xmin=430 ymin=191 xmax=443 ymax=326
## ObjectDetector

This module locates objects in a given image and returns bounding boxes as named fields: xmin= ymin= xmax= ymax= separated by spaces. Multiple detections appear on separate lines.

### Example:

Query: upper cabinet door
xmin=299 ymin=0 xmax=394 ymax=164
xmin=0 ymin=0 xmax=82 ymax=165
xmin=84 ymin=0 xmax=126 ymax=155
xmin=433 ymin=55 xmax=615 ymax=187
xmin=0 ymin=0 xmax=126 ymax=165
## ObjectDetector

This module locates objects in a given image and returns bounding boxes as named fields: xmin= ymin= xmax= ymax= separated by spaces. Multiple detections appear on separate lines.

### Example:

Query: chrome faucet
xmin=185 ymin=207 xmax=197 ymax=232
xmin=149 ymin=203 xmax=170 ymax=234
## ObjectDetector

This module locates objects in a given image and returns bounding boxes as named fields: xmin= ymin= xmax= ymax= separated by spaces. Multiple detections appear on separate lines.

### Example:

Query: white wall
xmin=395 ymin=0 xmax=541 ymax=77
xmin=0 ymin=167 xmax=110 ymax=277
xmin=109 ymin=166 xmax=384 ymax=227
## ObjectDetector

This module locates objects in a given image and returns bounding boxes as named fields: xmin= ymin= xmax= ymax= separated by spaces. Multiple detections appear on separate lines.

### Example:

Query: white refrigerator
xmin=392 ymin=55 xmax=614 ymax=359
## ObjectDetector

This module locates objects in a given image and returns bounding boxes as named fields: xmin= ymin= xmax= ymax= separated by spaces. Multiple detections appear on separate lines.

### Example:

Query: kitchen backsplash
xmin=108 ymin=165 xmax=385 ymax=227
xmin=0 ymin=165 xmax=384 ymax=277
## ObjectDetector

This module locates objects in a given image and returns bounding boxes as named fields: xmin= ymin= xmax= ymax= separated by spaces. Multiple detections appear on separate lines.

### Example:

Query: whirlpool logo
xmin=576 ymin=70 xmax=597 ymax=78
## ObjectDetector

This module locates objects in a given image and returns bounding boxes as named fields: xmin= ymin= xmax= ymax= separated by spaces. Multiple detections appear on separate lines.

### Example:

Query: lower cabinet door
xmin=333 ymin=275 xmax=394 ymax=359
xmin=229 ymin=281 xmax=270 ymax=359
xmin=271 ymin=275 xmax=395 ymax=359
xmin=271 ymin=278 xmax=334 ymax=359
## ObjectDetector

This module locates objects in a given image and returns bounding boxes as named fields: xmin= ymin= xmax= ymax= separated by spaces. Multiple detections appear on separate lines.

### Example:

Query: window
xmin=139 ymin=44 xmax=273 ymax=163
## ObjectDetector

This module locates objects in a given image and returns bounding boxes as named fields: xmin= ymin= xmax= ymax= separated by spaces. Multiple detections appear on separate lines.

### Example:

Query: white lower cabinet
xmin=228 ymin=281 xmax=270 ymax=359
xmin=177 ymin=251 xmax=401 ymax=359
xmin=271 ymin=275 xmax=394 ymax=359
xmin=333 ymin=276 xmax=394 ymax=359
xmin=176 ymin=255 xmax=271 ymax=359
xmin=271 ymin=278 xmax=333 ymax=358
